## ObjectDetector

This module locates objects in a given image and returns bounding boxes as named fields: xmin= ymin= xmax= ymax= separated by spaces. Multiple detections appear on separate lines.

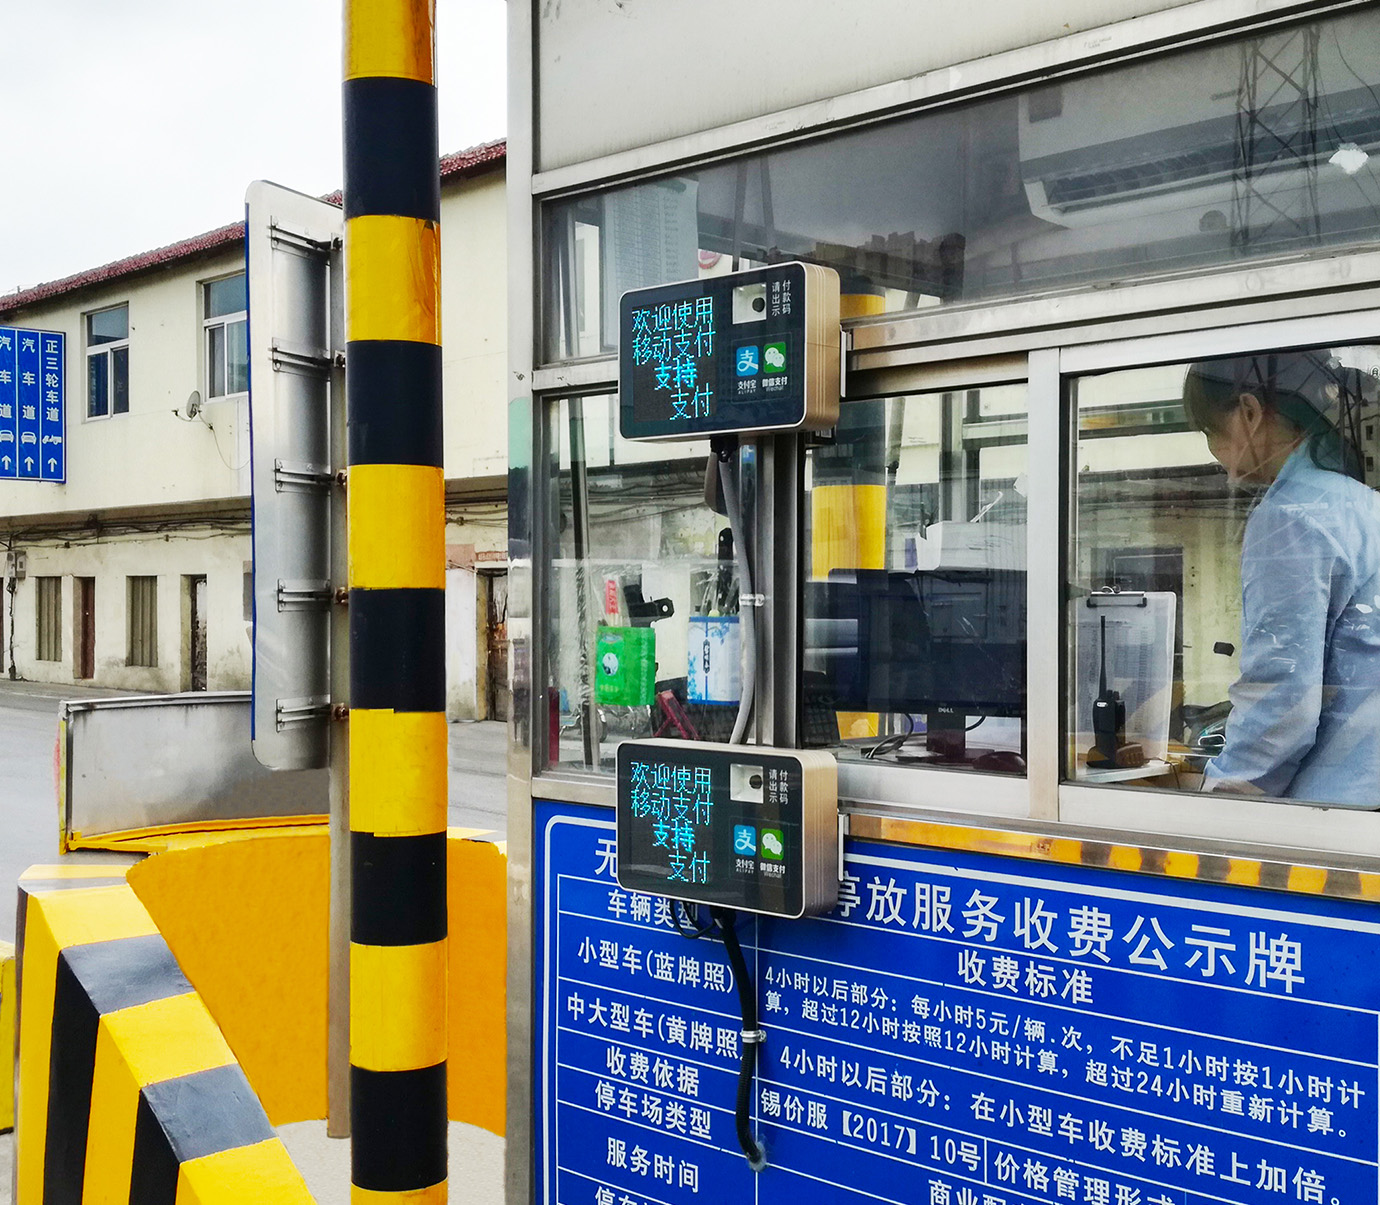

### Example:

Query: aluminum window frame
xmin=202 ymin=273 xmax=248 ymax=402
xmin=1054 ymin=306 xmax=1380 ymax=860
xmin=85 ymin=303 xmax=130 ymax=421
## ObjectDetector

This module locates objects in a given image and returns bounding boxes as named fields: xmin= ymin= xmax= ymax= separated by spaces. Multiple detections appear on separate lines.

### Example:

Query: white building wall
xmin=0 ymin=245 xmax=250 ymax=519
xmin=440 ymin=171 xmax=509 ymax=483
xmin=6 ymin=532 xmax=251 ymax=691
xmin=0 ymin=165 xmax=510 ymax=694
xmin=446 ymin=566 xmax=480 ymax=721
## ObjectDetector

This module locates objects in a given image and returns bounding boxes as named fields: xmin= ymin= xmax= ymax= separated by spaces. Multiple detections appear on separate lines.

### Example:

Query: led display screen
xmin=616 ymin=740 xmax=838 ymax=918
xmin=618 ymin=262 xmax=838 ymax=441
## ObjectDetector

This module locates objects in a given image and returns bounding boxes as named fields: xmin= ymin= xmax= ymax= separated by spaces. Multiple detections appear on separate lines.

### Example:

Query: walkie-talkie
xmin=1090 ymin=614 xmax=1125 ymax=766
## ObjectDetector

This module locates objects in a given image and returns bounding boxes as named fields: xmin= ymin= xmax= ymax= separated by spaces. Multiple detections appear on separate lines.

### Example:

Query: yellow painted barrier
xmin=1 ymin=938 xmax=14 ymax=1132
xmin=123 ymin=826 xmax=508 ymax=1134
xmin=14 ymin=870 xmax=314 ymax=1205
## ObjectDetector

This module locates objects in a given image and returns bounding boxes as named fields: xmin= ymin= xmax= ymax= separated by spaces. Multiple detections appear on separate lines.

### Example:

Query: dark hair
xmin=1182 ymin=350 xmax=1362 ymax=479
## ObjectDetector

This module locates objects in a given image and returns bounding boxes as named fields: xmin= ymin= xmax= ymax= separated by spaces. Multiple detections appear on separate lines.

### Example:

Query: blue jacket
xmin=1206 ymin=446 xmax=1380 ymax=807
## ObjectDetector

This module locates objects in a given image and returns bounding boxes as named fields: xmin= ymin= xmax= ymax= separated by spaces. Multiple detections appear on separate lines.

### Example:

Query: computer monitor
xmin=804 ymin=568 xmax=1026 ymax=757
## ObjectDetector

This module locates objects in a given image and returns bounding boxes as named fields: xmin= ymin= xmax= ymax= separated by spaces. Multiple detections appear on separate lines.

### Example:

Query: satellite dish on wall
xmin=186 ymin=390 xmax=203 ymax=419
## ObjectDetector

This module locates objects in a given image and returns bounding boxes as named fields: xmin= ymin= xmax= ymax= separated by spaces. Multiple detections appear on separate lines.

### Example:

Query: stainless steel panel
xmin=535 ymin=0 xmax=1232 ymax=173
xmin=246 ymin=181 xmax=343 ymax=771
xmin=326 ymin=235 xmax=350 ymax=1137
xmin=850 ymin=249 xmax=1380 ymax=365
xmin=63 ymin=693 xmax=327 ymax=841
xmin=507 ymin=1 xmax=538 ymax=1198
xmin=1059 ymin=780 xmax=1380 ymax=860
xmin=531 ymin=0 xmax=1352 ymax=188
xmin=1060 ymin=307 xmax=1380 ymax=374
xmin=838 ymin=758 xmax=1029 ymax=817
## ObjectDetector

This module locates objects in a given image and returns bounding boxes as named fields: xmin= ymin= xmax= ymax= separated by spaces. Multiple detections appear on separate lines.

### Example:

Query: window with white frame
xmin=203 ymin=274 xmax=248 ymax=400
xmin=86 ymin=305 xmax=129 ymax=419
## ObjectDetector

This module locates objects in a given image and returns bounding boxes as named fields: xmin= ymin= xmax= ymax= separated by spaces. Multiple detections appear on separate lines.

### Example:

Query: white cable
xmin=719 ymin=452 xmax=756 ymax=745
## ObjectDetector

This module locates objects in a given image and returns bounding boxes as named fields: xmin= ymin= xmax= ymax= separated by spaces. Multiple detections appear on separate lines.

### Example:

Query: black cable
xmin=710 ymin=906 xmax=767 ymax=1171
xmin=672 ymin=899 xmax=714 ymax=940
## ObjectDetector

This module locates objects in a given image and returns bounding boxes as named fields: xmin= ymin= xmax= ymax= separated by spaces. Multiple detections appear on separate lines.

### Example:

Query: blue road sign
xmin=0 ymin=327 xmax=64 ymax=482
xmin=536 ymin=802 xmax=1380 ymax=1205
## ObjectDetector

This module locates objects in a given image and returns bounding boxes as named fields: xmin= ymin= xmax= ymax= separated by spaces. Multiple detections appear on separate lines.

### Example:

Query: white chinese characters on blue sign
xmin=0 ymin=328 xmax=64 ymax=482
xmin=536 ymin=803 xmax=1379 ymax=1205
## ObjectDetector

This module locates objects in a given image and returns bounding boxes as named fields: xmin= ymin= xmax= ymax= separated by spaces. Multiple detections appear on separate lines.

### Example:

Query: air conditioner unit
xmin=1017 ymin=38 xmax=1380 ymax=240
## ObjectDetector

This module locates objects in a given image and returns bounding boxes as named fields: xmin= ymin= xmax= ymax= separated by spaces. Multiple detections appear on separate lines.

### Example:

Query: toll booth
xmin=504 ymin=4 xmax=1380 ymax=1204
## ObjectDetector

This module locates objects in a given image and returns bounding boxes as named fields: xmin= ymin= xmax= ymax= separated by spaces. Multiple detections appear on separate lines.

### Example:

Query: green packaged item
xmin=595 ymin=625 xmax=657 ymax=705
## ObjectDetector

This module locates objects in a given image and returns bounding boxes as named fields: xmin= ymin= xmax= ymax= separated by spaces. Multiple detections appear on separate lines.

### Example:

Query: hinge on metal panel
xmin=274 ymin=459 xmax=332 ymax=493
xmin=268 ymin=220 xmax=336 ymax=256
xmin=277 ymin=579 xmax=332 ymax=611
xmin=276 ymin=695 xmax=331 ymax=729
xmin=270 ymin=340 xmax=333 ymax=376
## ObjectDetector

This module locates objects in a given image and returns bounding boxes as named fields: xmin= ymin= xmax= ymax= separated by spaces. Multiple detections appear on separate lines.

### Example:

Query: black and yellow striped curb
xmin=14 ymin=867 xmax=314 ymax=1204
xmin=344 ymin=1 xmax=448 ymax=1199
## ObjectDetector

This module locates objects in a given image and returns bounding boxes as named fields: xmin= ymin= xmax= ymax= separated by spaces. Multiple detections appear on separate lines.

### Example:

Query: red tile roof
xmin=0 ymin=139 xmax=506 ymax=317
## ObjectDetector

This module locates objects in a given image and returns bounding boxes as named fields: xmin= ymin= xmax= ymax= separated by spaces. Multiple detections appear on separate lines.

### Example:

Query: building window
xmin=204 ymin=274 xmax=248 ymax=399
xmin=127 ymin=575 xmax=158 ymax=668
xmin=87 ymin=304 xmax=129 ymax=419
xmin=35 ymin=576 xmax=61 ymax=662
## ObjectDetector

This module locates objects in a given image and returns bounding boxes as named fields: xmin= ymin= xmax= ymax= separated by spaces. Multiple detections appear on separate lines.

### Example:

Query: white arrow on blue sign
xmin=0 ymin=327 xmax=65 ymax=482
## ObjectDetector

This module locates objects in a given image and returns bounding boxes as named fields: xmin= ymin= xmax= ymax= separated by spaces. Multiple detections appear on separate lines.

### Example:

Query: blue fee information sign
xmin=535 ymin=802 xmax=1380 ymax=1205
xmin=0 ymin=327 xmax=65 ymax=481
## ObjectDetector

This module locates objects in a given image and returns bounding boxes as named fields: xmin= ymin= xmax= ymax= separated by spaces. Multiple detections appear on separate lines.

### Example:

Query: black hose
xmin=711 ymin=906 xmax=767 ymax=1171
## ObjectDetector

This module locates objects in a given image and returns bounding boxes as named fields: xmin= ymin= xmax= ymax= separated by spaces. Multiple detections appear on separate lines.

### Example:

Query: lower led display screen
xmin=615 ymin=740 xmax=838 ymax=918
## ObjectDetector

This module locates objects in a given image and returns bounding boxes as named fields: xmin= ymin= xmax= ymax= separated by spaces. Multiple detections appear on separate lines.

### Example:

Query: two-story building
xmin=0 ymin=139 xmax=509 ymax=718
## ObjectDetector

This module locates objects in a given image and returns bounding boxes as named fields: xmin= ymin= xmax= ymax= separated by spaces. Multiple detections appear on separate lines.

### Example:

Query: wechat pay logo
xmin=760 ymin=829 xmax=784 ymax=860
xmin=763 ymin=342 xmax=787 ymax=373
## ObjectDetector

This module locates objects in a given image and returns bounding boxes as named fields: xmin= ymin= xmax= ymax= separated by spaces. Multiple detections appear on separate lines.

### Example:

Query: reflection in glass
xmin=227 ymin=319 xmax=249 ymax=395
xmin=547 ymin=396 xmax=739 ymax=772
xmin=205 ymin=274 xmax=247 ymax=319
xmin=543 ymin=9 xmax=1380 ymax=361
xmin=112 ymin=346 xmax=129 ymax=414
xmin=87 ymin=353 xmax=108 ymax=418
xmin=87 ymin=305 xmax=128 ymax=346
xmin=1068 ymin=346 xmax=1380 ymax=808
xmin=803 ymin=388 xmax=1029 ymax=774
xmin=209 ymin=324 xmax=226 ymax=398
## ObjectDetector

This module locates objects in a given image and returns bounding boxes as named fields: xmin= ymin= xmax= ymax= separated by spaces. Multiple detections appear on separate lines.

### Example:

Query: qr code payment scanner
xmin=616 ymin=740 xmax=839 ymax=918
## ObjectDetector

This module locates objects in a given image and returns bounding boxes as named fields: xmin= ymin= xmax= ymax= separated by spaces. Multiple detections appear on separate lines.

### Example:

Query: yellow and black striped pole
xmin=344 ymin=2 xmax=448 ymax=1201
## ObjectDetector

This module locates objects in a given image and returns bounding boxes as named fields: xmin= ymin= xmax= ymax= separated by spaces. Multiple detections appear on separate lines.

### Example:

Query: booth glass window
xmin=803 ymin=387 xmax=1029 ymax=772
xmin=543 ymin=7 xmax=1380 ymax=362
xmin=1067 ymin=344 xmax=1380 ymax=809
xmin=546 ymin=395 xmax=750 ymax=773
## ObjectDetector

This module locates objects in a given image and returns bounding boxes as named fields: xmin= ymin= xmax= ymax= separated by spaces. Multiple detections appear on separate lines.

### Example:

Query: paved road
xmin=0 ymin=681 xmax=509 ymax=944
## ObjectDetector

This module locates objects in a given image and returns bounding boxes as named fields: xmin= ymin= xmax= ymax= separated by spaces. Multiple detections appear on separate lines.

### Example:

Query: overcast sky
xmin=0 ymin=0 xmax=507 ymax=295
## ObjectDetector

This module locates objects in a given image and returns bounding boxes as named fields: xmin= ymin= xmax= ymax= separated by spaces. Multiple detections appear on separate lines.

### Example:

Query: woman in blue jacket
xmin=1183 ymin=350 xmax=1380 ymax=807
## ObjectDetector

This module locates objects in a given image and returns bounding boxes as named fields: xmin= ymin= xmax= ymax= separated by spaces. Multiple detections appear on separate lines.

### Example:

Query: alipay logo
xmin=736 ymin=345 xmax=760 ymax=377
xmin=734 ymin=825 xmax=757 ymax=855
